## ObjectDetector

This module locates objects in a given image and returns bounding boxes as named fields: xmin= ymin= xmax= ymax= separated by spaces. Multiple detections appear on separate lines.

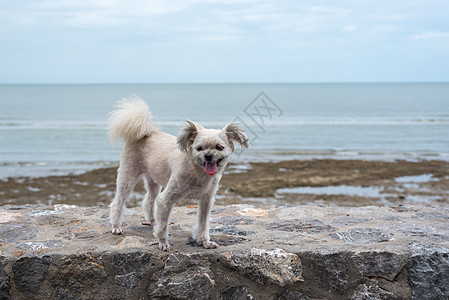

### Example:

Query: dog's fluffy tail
xmin=108 ymin=96 xmax=158 ymax=145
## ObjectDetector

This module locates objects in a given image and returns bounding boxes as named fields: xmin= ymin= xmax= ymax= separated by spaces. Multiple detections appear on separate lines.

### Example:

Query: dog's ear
xmin=222 ymin=122 xmax=249 ymax=151
xmin=177 ymin=120 xmax=203 ymax=153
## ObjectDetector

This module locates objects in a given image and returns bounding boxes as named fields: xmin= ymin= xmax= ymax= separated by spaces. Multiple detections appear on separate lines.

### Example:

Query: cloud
xmin=10 ymin=0 xmax=191 ymax=28
xmin=411 ymin=31 xmax=449 ymax=39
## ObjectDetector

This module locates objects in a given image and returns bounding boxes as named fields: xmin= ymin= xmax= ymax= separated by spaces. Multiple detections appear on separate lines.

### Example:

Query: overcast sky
xmin=1 ymin=0 xmax=448 ymax=83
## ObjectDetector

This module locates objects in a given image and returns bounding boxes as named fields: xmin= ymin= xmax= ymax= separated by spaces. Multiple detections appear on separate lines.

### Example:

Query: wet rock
xmin=16 ymin=240 xmax=63 ymax=250
xmin=222 ymin=248 xmax=303 ymax=286
xmin=266 ymin=219 xmax=336 ymax=234
xmin=220 ymin=286 xmax=255 ymax=300
xmin=212 ymin=216 xmax=255 ymax=225
xmin=0 ymin=262 xmax=10 ymax=300
xmin=0 ymin=224 xmax=37 ymax=243
xmin=153 ymin=253 xmax=215 ymax=300
xmin=12 ymin=255 xmax=51 ymax=296
xmin=409 ymin=243 xmax=449 ymax=299
xmin=330 ymin=228 xmax=393 ymax=244
xmin=350 ymin=284 xmax=399 ymax=300
xmin=353 ymin=251 xmax=407 ymax=281
xmin=210 ymin=225 xmax=255 ymax=236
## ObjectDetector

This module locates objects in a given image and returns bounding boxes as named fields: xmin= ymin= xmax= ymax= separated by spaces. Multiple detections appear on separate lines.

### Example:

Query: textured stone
xmin=237 ymin=208 xmax=268 ymax=217
xmin=111 ymin=250 xmax=153 ymax=292
xmin=265 ymin=231 xmax=310 ymax=246
xmin=1 ymin=204 xmax=449 ymax=299
xmin=220 ymin=286 xmax=255 ymax=300
xmin=0 ymin=262 xmax=10 ymax=300
xmin=276 ymin=289 xmax=311 ymax=300
xmin=73 ymin=229 xmax=100 ymax=240
xmin=29 ymin=210 xmax=62 ymax=217
xmin=304 ymin=252 xmax=351 ymax=295
xmin=5 ymin=204 xmax=40 ymax=210
xmin=0 ymin=224 xmax=37 ymax=243
xmin=222 ymin=248 xmax=303 ymax=286
xmin=16 ymin=240 xmax=63 ymax=250
xmin=330 ymin=228 xmax=393 ymax=244
xmin=12 ymin=256 xmax=51 ymax=296
xmin=331 ymin=216 xmax=370 ymax=226
xmin=0 ymin=211 xmax=22 ymax=223
xmin=212 ymin=216 xmax=255 ymax=225
xmin=350 ymin=284 xmax=399 ymax=300
xmin=412 ymin=212 xmax=449 ymax=220
xmin=113 ymin=236 xmax=147 ymax=249
xmin=210 ymin=225 xmax=255 ymax=236
xmin=49 ymin=254 xmax=108 ymax=300
xmin=266 ymin=219 xmax=336 ymax=234
xmin=353 ymin=251 xmax=407 ymax=281
xmin=153 ymin=253 xmax=214 ymax=300
xmin=409 ymin=243 xmax=449 ymax=300
xmin=384 ymin=222 xmax=449 ymax=242
xmin=187 ymin=235 xmax=248 ymax=247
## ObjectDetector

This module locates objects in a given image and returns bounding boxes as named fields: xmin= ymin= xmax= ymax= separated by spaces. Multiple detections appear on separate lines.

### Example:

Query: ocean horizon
xmin=1 ymin=82 xmax=448 ymax=178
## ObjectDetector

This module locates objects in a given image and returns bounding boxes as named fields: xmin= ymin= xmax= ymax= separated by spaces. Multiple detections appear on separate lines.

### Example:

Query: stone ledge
xmin=1 ymin=203 xmax=448 ymax=299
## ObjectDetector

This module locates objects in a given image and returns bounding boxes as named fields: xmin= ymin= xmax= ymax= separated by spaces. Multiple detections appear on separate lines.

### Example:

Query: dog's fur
xmin=108 ymin=97 xmax=249 ymax=251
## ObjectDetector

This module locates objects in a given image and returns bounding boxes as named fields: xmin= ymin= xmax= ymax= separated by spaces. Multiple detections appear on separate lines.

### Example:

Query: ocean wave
xmin=266 ymin=118 xmax=449 ymax=126
xmin=0 ymin=161 xmax=119 ymax=179
xmin=1 ymin=117 xmax=448 ymax=130
xmin=0 ymin=122 xmax=107 ymax=130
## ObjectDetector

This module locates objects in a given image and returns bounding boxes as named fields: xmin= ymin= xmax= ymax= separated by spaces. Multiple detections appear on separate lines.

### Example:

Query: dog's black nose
xmin=205 ymin=153 xmax=213 ymax=162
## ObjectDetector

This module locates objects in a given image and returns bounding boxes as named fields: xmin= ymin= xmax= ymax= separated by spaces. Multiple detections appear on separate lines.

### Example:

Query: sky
xmin=1 ymin=0 xmax=449 ymax=83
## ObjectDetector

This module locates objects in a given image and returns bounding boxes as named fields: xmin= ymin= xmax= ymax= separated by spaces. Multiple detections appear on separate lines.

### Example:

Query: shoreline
xmin=1 ymin=159 xmax=448 ymax=208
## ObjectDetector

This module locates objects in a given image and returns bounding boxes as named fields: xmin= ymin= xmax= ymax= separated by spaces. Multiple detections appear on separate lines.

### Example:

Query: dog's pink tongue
xmin=205 ymin=162 xmax=217 ymax=175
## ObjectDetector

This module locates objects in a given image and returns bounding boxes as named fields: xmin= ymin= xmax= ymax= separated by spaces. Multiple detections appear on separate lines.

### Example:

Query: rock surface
xmin=1 ymin=203 xmax=449 ymax=299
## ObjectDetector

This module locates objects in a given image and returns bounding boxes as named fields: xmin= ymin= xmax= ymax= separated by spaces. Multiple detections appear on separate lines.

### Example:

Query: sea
xmin=1 ymin=83 xmax=448 ymax=179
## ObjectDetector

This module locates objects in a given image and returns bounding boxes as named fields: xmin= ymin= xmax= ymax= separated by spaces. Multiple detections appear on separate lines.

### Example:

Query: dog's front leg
xmin=153 ymin=181 xmax=187 ymax=251
xmin=153 ymin=192 xmax=176 ymax=251
xmin=192 ymin=195 xmax=219 ymax=249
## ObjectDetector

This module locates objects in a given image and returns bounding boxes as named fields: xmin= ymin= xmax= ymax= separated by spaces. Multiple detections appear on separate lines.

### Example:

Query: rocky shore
xmin=1 ymin=203 xmax=449 ymax=299
xmin=1 ymin=159 xmax=448 ymax=207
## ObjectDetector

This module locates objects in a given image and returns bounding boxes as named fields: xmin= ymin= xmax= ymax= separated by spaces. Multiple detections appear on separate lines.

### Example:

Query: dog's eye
xmin=215 ymin=145 xmax=224 ymax=151
xmin=196 ymin=146 xmax=203 ymax=151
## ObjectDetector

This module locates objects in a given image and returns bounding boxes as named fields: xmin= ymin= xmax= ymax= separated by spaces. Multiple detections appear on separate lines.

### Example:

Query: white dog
xmin=108 ymin=97 xmax=249 ymax=251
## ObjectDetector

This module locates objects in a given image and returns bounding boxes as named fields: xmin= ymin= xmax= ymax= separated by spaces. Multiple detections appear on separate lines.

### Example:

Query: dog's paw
xmin=111 ymin=226 xmax=123 ymax=235
xmin=202 ymin=240 xmax=219 ymax=249
xmin=158 ymin=239 xmax=172 ymax=252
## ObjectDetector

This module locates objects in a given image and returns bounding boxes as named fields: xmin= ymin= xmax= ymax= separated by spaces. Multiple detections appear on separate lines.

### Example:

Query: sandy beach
xmin=1 ymin=159 xmax=448 ymax=208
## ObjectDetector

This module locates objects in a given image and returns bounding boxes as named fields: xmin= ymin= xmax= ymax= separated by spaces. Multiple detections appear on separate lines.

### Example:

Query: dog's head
xmin=177 ymin=120 xmax=249 ymax=175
